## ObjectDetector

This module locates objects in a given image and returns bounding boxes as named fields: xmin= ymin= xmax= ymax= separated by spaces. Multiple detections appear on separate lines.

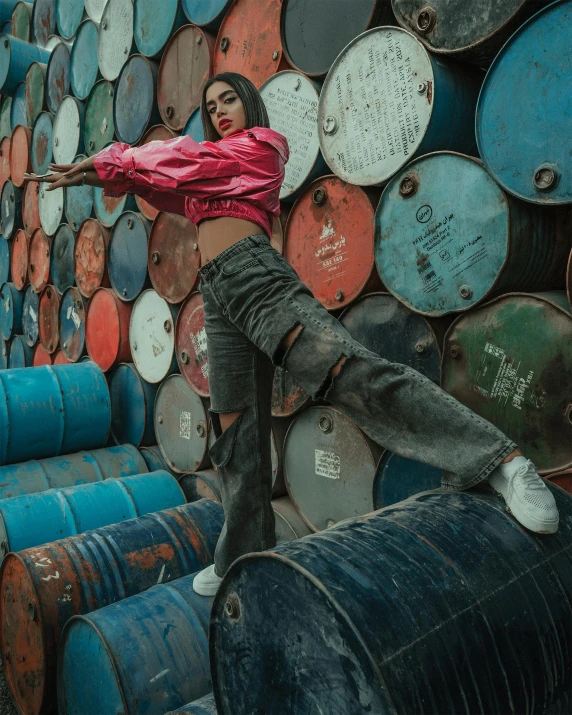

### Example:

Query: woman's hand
xmin=23 ymin=171 xmax=85 ymax=191
xmin=49 ymin=155 xmax=96 ymax=177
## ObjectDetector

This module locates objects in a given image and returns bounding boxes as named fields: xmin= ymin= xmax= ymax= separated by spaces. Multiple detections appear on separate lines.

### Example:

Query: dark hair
xmin=201 ymin=72 xmax=270 ymax=143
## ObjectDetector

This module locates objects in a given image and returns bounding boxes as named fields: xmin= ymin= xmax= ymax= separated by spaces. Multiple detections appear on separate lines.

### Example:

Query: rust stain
xmin=124 ymin=543 xmax=175 ymax=570
xmin=426 ymin=80 xmax=433 ymax=105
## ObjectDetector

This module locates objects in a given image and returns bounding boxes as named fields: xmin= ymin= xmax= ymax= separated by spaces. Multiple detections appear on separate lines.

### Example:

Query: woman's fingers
xmin=24 ymin=172 xmax=61 ymax=184
xmin=49 ymin=163 xmax=79 ymax=175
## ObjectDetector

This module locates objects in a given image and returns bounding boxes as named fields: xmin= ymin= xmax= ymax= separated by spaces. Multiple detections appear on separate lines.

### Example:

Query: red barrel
xmin=74 ymin=218 xmax=110 ymax=298
xmin=9 ymin=124 xmax=32 ymax=188
xmin=214 ymin=0 xmax=288 ymax=87
xmin=38 ymin=284 xmax=60 ymax=353
xmin=86 ymin=287 xmax=132 ymax=372
xmin=148 ymin=211 xmax=200 ymax=304
xmin=22 ymin=178 xmax=41 ymax=234
xmin=33 ymin=342 xmax=53 ymax=366
xmin=10 ymin=228 xmax=29 ymax=290
xmin=53 ymin=347 xmax=71 ymax=364
xmin=134 ymin=125 xmax=177 ymax=220
xmin=284 ymin=176 xmax=381 ymax=310
xmin=176 ymin=291 xmax=209 ymax=397
xmin=0 ymin=136 xmax=11 ymax=187
xmin=28 ymin=226 xmax=52 ymax=293
xmin=158 ymin=24 xmax=215 ymax=131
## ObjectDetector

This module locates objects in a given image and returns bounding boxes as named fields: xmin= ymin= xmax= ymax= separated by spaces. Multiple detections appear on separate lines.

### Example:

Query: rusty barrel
xmin=59 ymin=286 xmax=86 ymax=362
xmin=130 ymin=289 xmax=178 ymax=383
xmin=0 ymin=281 xmax=22 ymax=339
xmin=183 ymin=106 xmax=204 ymax=141
xmin=30 ymin=110 xmax=52 ymax=174
xmin=70 ymin=18 xmax=100 ymax=101
xmin=108 ymin=210 xmax=151 ymax=302
xmin=10 ymin=80 xmax=28 ymax=128
xmin=64 ymin=154 xmax=94 ymax=232
xmin=0 ymin=33 xmax=50 ymax=94
xmin=52 ymin=95 xmax=85 ymax=165
xmin=114 ymin=53 xmax=160 ymax=145
xmin=84 ymin=78 xmax=115 ymax=156
xmin=210 ymin=483 xmax=572 ymax=714
xmin=52 ymin=347 xmax=70 ymax=364
xmin=7 ymin=332 xmax=31 ymax=367
xmin=58 ymin=574 xmax=212 ymax=715
xmin=373 ymin=451 xmax=442 ymax=509
xmin=38 ymin=283 xmax=59 ymax=352
xmin=134 ymin=125 xmax=177 ymax=219
xmin=97 ymin=0 xmax=134 ymax=82
xmin=24 ymin=59 xmax=45 ymax=126
xmin=51 ymin=223 xmax=75 ymax=294
xmin=45 ymin=40 xmax=69 ymax=113
xmin=28 ymin=225 xmax=51 ymax=291
xmin=0 ymin=134 xmax=10 ymax=183
xmin=30 ymin=0 xmax=55 ymax=48
xmin=1 ymin=178 xmax=23 ymax=238
xmin=176 ymin=291 xmax=209 ymax=397
xmin=11 ymin=1 xmax=32 ymax=42
xmin=442 ymin=291 xmax=572 ymax=474
xmin=318 ymin=26 xmax=481 ymax=187
xmin=0 ymin=443 xmax=147 ymax=500
xmin=284 ymin=175 xmax=381 ymax=310
xmin=179 ymin=468 xmax=221 ymax=503
xmin=375 ymin=152 xmax=571 ymax=316
xmin=9 ymin=122 xmax=31 ymax=187
xmin=166 ymin=693 xmax=218 ymax=714
xmin=74 ymin=217 xmax=110 ymax=298
xmin=10 ymin=226 xmax=28 ymax=289
xmin=22 ymin=178 xmax=40 ymax=234
xmin=93 ymin=183 xmax=137 ymax=228
xmin=284 ymin=406 xmax=383 ymax=531
xmin=0 ymin=498 xmax=224 ymax=715
xmin=21 ymin=281 xmax=37 ymax=344
xmin=110 ymin=362 xmax=158 ymax=448
xmin=85 ymin=287 xmax=132 ymax=372
xmin=32 ymin=341 xmax=51 ymax=365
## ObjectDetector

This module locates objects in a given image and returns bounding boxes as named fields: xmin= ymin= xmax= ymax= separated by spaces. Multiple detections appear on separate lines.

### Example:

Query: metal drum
xmin=9 ymin=226 xmax=27 ymax=289
xmin=21 ymin=281 xmax=37 ymax=344
xmin=24 ymin=59 xmax=45 ymax=125
xmin=52 ymin=347 xmax=70 ymax=363
xmin=64 ymin=154 xmax=94 ymax=231
xmin=284 ymin=406 xmax=383 ymax=531
xmin=93 ymin=184 xmax=136 ymax=228
xmin=38 ymin=283 xmax=59 ymax=353
xmin=134 ymin=125 xmax=177 ymax=219
xmin=56 ymin=0 xmax=84 ymax=40
xmin=340 ymin=293 xmax=445 ymax=383
xmin=260 ymin=71 xmax=327 ymax=202
xmin=32 ymin=341 xmax=52 ymax=365
xmin=52 ymin=95 xmax=85 ymax=164
xmin=10 ymin=0 xmax=31 ymax=42
xmin=108 ymin=210 xmax=151 ymax=302
xmin=51 ymin=223 xmax=75 ymax=294
xmin=0 ymin=281 xmax=22 ymax=339
xmin=84 ymin=79 xmax=114 ymax=156
xmin=176 ymin=292 xmax=209 ymax=397
xmin=0 ymin=443 xmax=148 ymax=500
xmin=0 ymin=336 xmax=6 ymax=368
xmin=8 ymin=122 xmax=30 ymax=186
xmin=0 ymin=134 xmax=10 ymax=184
xmin=273 ymin=495 xmax=312 ymax=542
xmin=0 ymin=33 xmax=50 ymax=94
xmin=210 ymin=484 xmax=572 ymax=715
xmin=442 ymin=292 xmax=572 ymax=474
xmin=22 ymin=178 xmax=40 ymax=233
xmin=140 ymin=444 xmax=177 ymax=475
xmin=114 ymin=53 xmax=160 ymax=145
xmin=318 ymin=26 xmax=481 ymax=187
xmin=476 ymin=0 xmax=572 ymax=205
xmin=59 ymin=286 xmax=86 ymax=362
xmin=0 ymin=471 xmax=185 ymax=555
xmin=281 ymin=0 xmax=395 ymax=77
xmin=213 ymin=0 xmax=286 ymax=88
xmin=74 ymin=217 xmax=110 ymax=297
xmin=271 ymin=366 xmax=310 ymax=418
xmin=154 ymin=374 xmax=210 ymax=473
xmin=9 ymin=79 xmax=27 ymax=129
xmin=85 ymin=287 xmax=132 ymax=372
xmin=84 ymin=0 xmax=106 ymax=23
xmin=130 ymin=289 xmax=178 ymax=383
xmin=1 ymin=178 xmax=23 ymax=239
xmin=45 ymin=40 xmax=70 ymax=114
xmin=158 ymin=24 xmax=215 ymax=132
xmin=166 ymin=693 xmax=218 ymax=714
xmin=567 ymin=249 xmax=572 ymax=311
xmin=0 ymin=236 xmax=10 ymax=283
xmin=148 ymin=210 xmax=200 ymax=303
xmin=0 ymin=2 xmax=23 ymax=25
xmin=182 ymin=106 xmax=205 ymax=141
xmin=373 ymin=451 xmax=442 ymax=509
xmin=110 ymin=362 xmax=158 ymax=447
xmin=7 ymin=332 xmax=31 ymax=366
xmin=179 ymin=468 xmax=221 ymax=502
xmin=38 ymin=176 xmax=64 ymax=235
xmin=28 ymin=226 xmax=51 ymax=292
xmin=0 ymin=499 xmax=224 ymax=715
xmin=134 ymin=0 xmax=186 ymax=58
xmin=97 ymin=0 xmax=134 ymax=82
xmin=0 ymin=361 xmax=110 ymax=464
xmin=0 ymin=96 xmax=11 ymax=137
xmin=284 ymin=176 xmax=380 ymax=310
xmin=70 ymin=18 xmax=100 ymax=101
xmin=182 ymin=0 xmax=232 ymax=30
xmin=59 ymin=575 xmax=212 ymax=715
xmin=30 ymin=110 xmax=52 ymax=174
xmin=31 ymin=0 xmax=55 ymax=47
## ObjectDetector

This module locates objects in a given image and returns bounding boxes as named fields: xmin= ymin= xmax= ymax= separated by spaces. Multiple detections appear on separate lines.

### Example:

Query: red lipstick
xmin=219 ymin=118 xmax=232 ymax=130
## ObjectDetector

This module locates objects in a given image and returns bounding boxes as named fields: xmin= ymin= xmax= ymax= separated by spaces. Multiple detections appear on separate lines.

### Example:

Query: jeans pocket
xmin=221 ymin=253 xmax=262 ymax=277
xmin=208 ymin=412 xmax=244 ymax=468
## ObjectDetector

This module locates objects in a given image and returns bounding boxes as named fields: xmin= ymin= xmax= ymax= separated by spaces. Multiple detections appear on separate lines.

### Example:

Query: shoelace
xmin=512 ymin=460 xmax=547 ymax=491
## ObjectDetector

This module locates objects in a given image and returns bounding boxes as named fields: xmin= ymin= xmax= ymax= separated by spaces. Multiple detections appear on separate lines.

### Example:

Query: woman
xmin=27 ymin=72 xmax=559 ymax=597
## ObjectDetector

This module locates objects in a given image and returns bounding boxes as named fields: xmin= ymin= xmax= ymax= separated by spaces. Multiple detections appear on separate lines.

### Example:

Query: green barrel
xmin=83 ymin=78 xmax=114 ymax=156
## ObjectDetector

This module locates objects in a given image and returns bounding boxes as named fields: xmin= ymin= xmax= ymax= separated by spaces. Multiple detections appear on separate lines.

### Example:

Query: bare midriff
xmin=198 ymin=216 xmax=266 ymax=265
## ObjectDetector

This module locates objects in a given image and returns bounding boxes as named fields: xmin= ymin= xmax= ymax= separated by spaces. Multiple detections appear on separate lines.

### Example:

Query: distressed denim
xmin=198 ymin=234 xmax=516 ymax=576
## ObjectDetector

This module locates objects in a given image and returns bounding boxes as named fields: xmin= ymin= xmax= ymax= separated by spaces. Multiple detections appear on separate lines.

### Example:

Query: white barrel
xmin=129 ymin=289 xmax=178 ymax=384
xmin=39 ymin=178 xmax=64 ymax=237
xmin=85 ymin=0 xmax=107 ymax=23
xmin=52 ymin=96 xmax=84 ymax=165
xmin=97 ymin=0 xmax=134 ymax=81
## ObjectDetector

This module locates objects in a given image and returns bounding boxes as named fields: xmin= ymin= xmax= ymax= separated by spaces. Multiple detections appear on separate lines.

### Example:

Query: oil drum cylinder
xmin=0 ymin=280 xmax=22 ymax=339
xmin=373 ymin=451 xmax=442 ymax=509
xmin=140 ymin=444 xmax=177 ymax=476
xmin=44 ymin=40 xmax=69 ymax=114
xmin=7 ymin=332 xmax=32 ymax=367
xmin=273 ymin=495 xmax=312 ymax=542
xmin=114 ymin=53 xmax=161 ymax=145
xmin=178 ymin=468 xmax=221 ymax=503
xmin=21 ymin=281 xmax=37 ymax=344
xmin=10 ymin=226 xmax=28 ymax=289
xmin=10 ymin=1 xmax=31 ymax=42
xmin=55 ymin=0 xmax=83 ymax=40
xmin=58 ymin=286 xmax=86 ymax=362
xmin=30 ymin=0 xmax=54 ymax=47
xmin=175 ymin=291 xmax=209 ymax=397
xmin=22 ymin=178 xmax=40 ymax=234
xmin=32 ymin=341 xmax=52 ymax=365
xmin=52 ymin=95 xmax=85 ymax=165
xmin=110 ymin=362 xmax=158 ymax=447
xmin=97 ymin=0 xmax=134 ymax=82
xmin=9 ymin=122 xmax=31 ymax=187
xmin=182 ymin=0 xmax=232 ymax=30
xmin=85 ymin=287 xmax=132 ymax=372
xmin=84 ymin=79 xmax=115 ymax=156
xmin=133 ymin=0 xmax=186 ymax=59
xmin=30 ymin=109 xmax=52 ymax=174
xmin=24 ymin=59 xmax=46 ymax=126
xmin=108 ymin=210 xmax=151 ymax=302
xmin=38 ymin=176 xmax=63 ymax=236
xmin=1 ymin=178 xmax=23 ymax=238
xmin=74 ymin=217 xmax=110 ymax=298
xmin=70 ymin=18 xmax=100 ymax=101
xmin=0 ymin=32 xmax=50 ymax=94
xmin=51 ymin=223 xmax=76 ymax=295
xmin=38 ymin=283 xmax=59 ymax=353
xmin=28 ymin=225 xmax=51 ymax=291
xmin=93 ymin=183 xmax=136 ymax=228
xmin=0 ymin=236 xmax=10 ymax=284
xmin=64 ymin=154 xmax=94 ymax=231
xmin=130 ymin=289 xmax=179 ymax=383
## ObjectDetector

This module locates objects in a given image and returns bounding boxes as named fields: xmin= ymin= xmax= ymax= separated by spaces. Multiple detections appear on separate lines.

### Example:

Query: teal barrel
xmin=0 ymin=470 xmax=185 ymax=555
xmin=0 ymin=281 xmax=23 ymax=339
xmin=0 ymin=33 xmax=50 ymax=95
xmin=0 ymin=361 xmax=111 ymax=465
xmin=0 ymin=236 xmax=10 ymax=283
xmin=210 ymin=484 xmax=572 ymax=714
xmin=167 ymin=693 xmax=218 ymax=714
xmin=0 ymin=498 xmax=224 ymax=715
xmin=58 ymin=574 xmax=213 ymax=715
xmin=181 ymin=0 xmax=232 ymax=30
xmin=0 ymin=443 xmax=148 ymax=500
xmin=70 ymin=19 xmax=100 ymax=101
xmin=133 ymin=0 xmax=186 ymax=59
xmin=6 ymin=333 xmax=32 ymax=367
xmin=55 ymin=0 xmax=84 ymax=41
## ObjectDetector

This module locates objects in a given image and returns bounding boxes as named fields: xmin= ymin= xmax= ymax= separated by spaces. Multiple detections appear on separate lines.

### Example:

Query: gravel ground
xmin=0 ymin=667 xmax=16 ymax=715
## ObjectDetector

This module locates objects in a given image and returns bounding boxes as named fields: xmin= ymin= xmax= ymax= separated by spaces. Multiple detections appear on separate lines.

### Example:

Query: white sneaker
xmin=489 ymin=456 xmax=559 ymax=534
xmin=193 ymin=564 xmax=223 ymax=596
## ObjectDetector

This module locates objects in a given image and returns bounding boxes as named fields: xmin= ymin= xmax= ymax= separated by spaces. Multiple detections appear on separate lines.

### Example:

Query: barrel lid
xmin=38 ymin=178 xmax=63 ymax=236
xmin=86 ymin=287 xmax=132 ymax=372
xmin=373 ymin=452 xmax=442 ymax=510
xmin=31 ymin=0 xmax=56 ymax=47
xmin=182 ymin=0 xmax=232 ymax=28
xmin=148 ymin=211 xmax=200 ymax=304
xmin=134 ymin=0 xmax=185 ymax=59
xmin=22 ymin=283 xmax=39 ymax=346
xmin=97 ymin=0 xmax=134 ymax=81
xmin=51 ymin=223 xmax=76 ymax=294
xmin=24 ymin=61 xmax=46 ymax=126
xmin=130 ymin=289 xmax=178 ymax=383
xmin=11 ymin=2 xmax=32 ymax=42
xmin=154 ymin=374 xmax=209 ymax=473
xmin=0 ymin=135 xmax=10 ymax=185
xmin=84 ymin=79 xmax=115 ymax=157
xmin=108 ymin=211 xmax=150 ymax=302
xmin=74 ymin=217 xmax=110 ymax=298
xmin=93 ymin=186 xmax=131 ymax=228
xmin=56 ymin=0 xmax=84 ymax=40
xmin=10 ymin=82 xmax=28 ymax=131
xmin=32 ymin=341 xmax=53 ymax=366
xmin=284 ymin=175 xmax=376 ymax=310
xmin=0 ymin=237 xmax=10 ymax=284
xmin=22 ymin=179 xmax=40 ymax=234
xmin=134 ymin=125 xmax=177 ymax=220
xmin=59 ymin=285 xmax=86 ymax=362
xmin=45 ymin=41 xmax=70 ymax=114
xmin=476 ymin=0 xmax=572 ymax=205
xmin=0 ymin=97 xmax=12 ymax=139
xmin=182 ymin=107 xmax=205 ymax=142
xmin=53 ymin=95 xmax=85 ymax=165
xmin=38 ymin=284 xmax=59 ymax=352
xmin=9 ymin=124 xmax=31 ymax=187
xmin=109 ymin=362 xmax=156 ymax=447
xmin=70 ymin=19 xmax=100 ymax=101
xmin=158 ymin=24 xmax=214 ymax=131
xmin=271 ymin=366 xmax=310 ymax=418
xmin=318 ymin=26 xmax=435 ymax=186
xmin=1 ymin=179 xmax=23 ymax=239
xmin=114 ymin=54 xmax=158 ymax=145
xmin=84 ymin=0 xmax=107 ymax=23
xmin=10 ymin=227 xmax=29 ymax=290
xmin=31 ymin=111 xmax=53 ymax=175
xmin=175 ymin=292 xmax=209 ymax=397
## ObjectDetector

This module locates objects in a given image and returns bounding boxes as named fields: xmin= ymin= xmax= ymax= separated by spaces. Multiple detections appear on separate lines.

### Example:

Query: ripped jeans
xmin=198 ymin=234 xmax=516 ymax=576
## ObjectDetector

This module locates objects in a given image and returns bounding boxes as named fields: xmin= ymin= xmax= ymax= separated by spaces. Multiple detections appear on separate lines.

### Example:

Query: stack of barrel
xmin=0 ymin=0 xmax=569 ymax=714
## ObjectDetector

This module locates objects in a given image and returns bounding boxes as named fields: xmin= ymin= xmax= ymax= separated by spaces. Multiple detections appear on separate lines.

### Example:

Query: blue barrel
xmin=0 ymin=443 xmax=148 ymax=500
xmin=373 ymin=452 xmax=443 ymax=509
xmin=0 ymin=338 xmax=7 ymax=368
xmin=140 ymin=444 xmax=177 ymax=475
xmin=211 ymin=483 xmax=572 ymax=714
xmin=0 ymin=470 xmax=185 ymax=555
xmin=30 ymin=110 xmax=53 ymax=174
xmin=181 ymin=0 xmax=232 ymax=30
xmin=70 ymin=18 xmax=100 ymax=101
xmin=93 ymin=185 xmax=137 ymax=228
xmin=31 ymin=0 xmax=55 ymax=47
xmin=21 ymin=282 xmax=38 ymax=345
xmin=0 ymin=1 xmax=18 ymax=25
xmin=114 ymin=53 xmax=160 ymax=145
xmin=58 ymin=573 xmax=212 ymax=715
xmin=0 ymin=361 xmax=110 ymax=464
xmin=51 ymin=223 xmax=76 ymax=294
xmin=183 ymin=107 xmax=205 ymax=142
xmin=56 ymin=0 xmax=84 ymax=40
xmin=1 ymin=179 xmax=23 ymax=238
xmin=167 ymin=694 xmax=218 ymax=714
xmin=133 ymin=0 xmax=186 ymax=59
xmin=64 ymin=154 xmax=94 ymax=231
xmin=0 ymin=237 xmax=11 ymax=283
xmin=45 ymin=40 xmax=70 ymax=114
xmin=0 ymin=33 xmax=50 ymax=94
xmin=108 ymin=210 xmax=150 ymax=301
xmin=9 ymin=79 xmax=27 ymax=128
xmin=7 ymin=332 xmax=32 ymax=367
xmin=59 ymin=286 xmax=87 ymax=362
xmin=0 ymin=281 xmax=23 ymax=339
xmin=477 ymin=0 xmax=572 ymax=205
xmin=110 ymin=362 xmax=158 ymax=448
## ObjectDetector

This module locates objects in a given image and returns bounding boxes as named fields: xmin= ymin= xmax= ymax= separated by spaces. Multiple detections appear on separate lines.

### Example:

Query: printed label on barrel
xmin=180 ymin=410 xmax=191 ymax=440
xmin=315 ymin=449 xmax=341 ymax=479
xmin=190 ymin=326 xmax=208 ymax=379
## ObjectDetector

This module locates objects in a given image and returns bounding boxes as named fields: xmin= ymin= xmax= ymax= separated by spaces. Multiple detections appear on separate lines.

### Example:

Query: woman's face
xmin=206 ymin=81 xmax=247 ymax=138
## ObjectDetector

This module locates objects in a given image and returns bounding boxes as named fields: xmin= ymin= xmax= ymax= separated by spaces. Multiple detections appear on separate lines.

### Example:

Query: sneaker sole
xmin=489 ymin=473 xmax=559 ymax=535
xmin=193 ymin=579 xmax=222 ymax=597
